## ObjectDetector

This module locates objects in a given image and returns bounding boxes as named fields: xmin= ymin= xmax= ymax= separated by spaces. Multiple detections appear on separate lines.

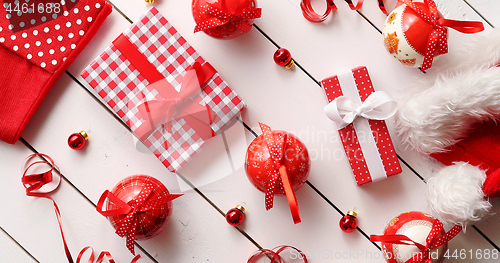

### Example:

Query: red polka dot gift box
xmin=81 ymin=7 xmax=245 ymax=172
xmin=0 ymin=0 xmax=112 ymax=144
xmin=321 ymin=66 xmax=402 ymax=185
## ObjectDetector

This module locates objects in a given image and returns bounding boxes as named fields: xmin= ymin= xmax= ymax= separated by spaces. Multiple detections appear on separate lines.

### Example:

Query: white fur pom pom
xmin=427 ymin=162 xmax=492 ymax=227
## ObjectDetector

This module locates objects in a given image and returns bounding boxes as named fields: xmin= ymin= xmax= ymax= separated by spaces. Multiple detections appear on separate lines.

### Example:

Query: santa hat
xmin=396 ymin=27 xmax=500 ymax=227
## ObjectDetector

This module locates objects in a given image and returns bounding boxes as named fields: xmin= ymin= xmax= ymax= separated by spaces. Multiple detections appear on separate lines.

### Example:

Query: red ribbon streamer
xmin=247 ymin=245 xmax=308 ymax=263
xmin=22 ymin=153 xmax=140 ymax=263
xmin=97 ymin=183 xmax=183 ymax=255
xmin=401 ymin=0 xmax=484 ymax=71
xmin=112 ymin=34 xmax=216 ymax=142
xmin=300 ymin=0 xmax=364 ymax=23
xmin=259 ymin=123 xmax=301 ymax=224
xmin=194 ymin=0 xmax=262 ymax=33
xmin=379 ymin=0 xmax=403 ymax=15
xmin=371 ymin=219 xmax=462 ymax=263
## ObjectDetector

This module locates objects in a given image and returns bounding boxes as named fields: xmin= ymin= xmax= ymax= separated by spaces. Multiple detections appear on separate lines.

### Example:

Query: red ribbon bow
xmin=259 ymin=123 xmax=301 ymax=224
xmin=97 ymin=182 xmax=183 ymax=255
xmin=134 ymin=61 xmax=217 ymax=142
xmin=194 ymin=0 xmax=262 ymax=33
xmin=401 ymin=0 xmax=484 ymax=71
xmin=371 ymin=219 xmax=462 ymax=263
xmin=300 ymin=0 xmax=363 ymax=23
xmin=112 ymin=34 xmax=217 ymax=143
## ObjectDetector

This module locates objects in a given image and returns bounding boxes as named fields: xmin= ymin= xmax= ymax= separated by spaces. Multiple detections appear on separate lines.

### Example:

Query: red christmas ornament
xmin=226 ymin=205 xmax=245 ymax=226
xmin=339 ymin=210 xmax=357 ymax=233
xmin=273 ymin=48 xmax=294 ymax=69
xmin=245 ymin=130 xmax=310 ymax=194
xmin=371 ymin=211 xmax=462 ymax=263
xmin=68 ymin=131 xmax=88 ymax=150
xmin=192 ymin=0 xmax=261 ymax=39
xmin=245 ymin=123 xmax=310 ymax=224
xmin=105 ymin=175 xmax=174 ymax=241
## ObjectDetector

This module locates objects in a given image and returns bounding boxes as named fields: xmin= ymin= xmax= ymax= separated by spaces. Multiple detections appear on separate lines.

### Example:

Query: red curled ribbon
xmin=112 ymin=34 xmax=217 ymax=143
xmin=194 ymin=0 xmax=262 ymax=33
xmin=22 ymin=154 xmax=140 ymax=263
xmin=370 ymin=219 xmax=462 ymax=263
xmin=259 ymin=123 xmax=301 ymax=224
xmin=248 ymin=245 xmax=308 ymax=263
xmin=401 ymin=0 xmax=484 ymax=71
xmin=300 ymin=0 xmax=363 ymax=23
xmin=97 ymin=183 xmax=183 ymax=255
xmin=378 ymin=0 xmax=403 ymax=15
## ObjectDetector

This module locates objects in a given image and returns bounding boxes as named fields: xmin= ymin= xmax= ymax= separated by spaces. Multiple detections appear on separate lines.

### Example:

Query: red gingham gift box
xmin=81 ymin=7 xmax=245 ymax=172
xmin=321 ymin=67 xmax=402 ymax=185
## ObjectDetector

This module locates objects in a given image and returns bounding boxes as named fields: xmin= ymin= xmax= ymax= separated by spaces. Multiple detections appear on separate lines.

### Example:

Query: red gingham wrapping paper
xmin=81 ymin=7 xmax=245 ymax=172
xmin=321 ymin=67 xmax=401 ymax=185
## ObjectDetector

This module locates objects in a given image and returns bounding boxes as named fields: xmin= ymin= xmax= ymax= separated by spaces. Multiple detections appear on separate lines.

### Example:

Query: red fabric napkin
xmin=0 ymin=0 xmax=112 ymax=144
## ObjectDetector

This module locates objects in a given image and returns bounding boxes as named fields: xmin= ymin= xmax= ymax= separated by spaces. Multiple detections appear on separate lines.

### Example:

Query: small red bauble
xmin=273 ymin=48 xmax=294 ymax=69
xmin=68 ymin=131 xmax=88 ymax=150
xmin=106 ymin=175 xmax=173 ymax=240
xmin=339 ymin=210 xmax=357 ymax=233
xmin=245 ymin=130 xmax=310 ymax=194
xmin=226 ymin=205 xmax=245 ymax=226
xmin=192 ymin=0 xmax=259 ymax=39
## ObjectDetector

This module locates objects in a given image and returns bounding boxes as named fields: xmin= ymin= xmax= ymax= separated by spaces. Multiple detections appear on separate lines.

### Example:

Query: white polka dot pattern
xmin=259 ymin=122 xmax=283 ymax=210
xmin=0 ymin=0 xmax=107 ymax=73
xmin=320 ymin=66 xmax=401 ymax=185
xmin=193 ymin=4 xmax=261 ymax=33
xmin=402 ymin=0 xmax=448 ymax=71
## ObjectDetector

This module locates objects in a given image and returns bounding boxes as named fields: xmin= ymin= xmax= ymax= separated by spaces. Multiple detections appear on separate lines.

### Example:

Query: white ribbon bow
xmin=324 ymin=91 xmax=398 ymax=130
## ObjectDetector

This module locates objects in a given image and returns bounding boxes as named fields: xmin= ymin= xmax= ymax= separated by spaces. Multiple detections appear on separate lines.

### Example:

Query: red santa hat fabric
xmin=396 ymin=28 xmax=500 ymax=226
xmin=0 ymin=0 xmax=112 ymax=144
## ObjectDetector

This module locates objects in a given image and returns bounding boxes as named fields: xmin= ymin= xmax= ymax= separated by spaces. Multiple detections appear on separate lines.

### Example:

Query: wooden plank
xmin=0 ymin=227 xmax=37 ymax=263
xmin=0 ymin=141 xmax=153 ymax=262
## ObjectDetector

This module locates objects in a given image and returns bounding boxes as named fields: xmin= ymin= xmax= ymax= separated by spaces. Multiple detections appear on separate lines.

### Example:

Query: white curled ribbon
xmin=324 ymin=91 xmax=398 ymax=130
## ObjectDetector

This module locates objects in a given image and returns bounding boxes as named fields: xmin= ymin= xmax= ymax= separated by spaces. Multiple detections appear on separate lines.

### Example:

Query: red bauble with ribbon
xmin=245 ymin=123 xmax=310 ymax=224
xmin=192 ymin=0 xmax=261 ymax=39
xmin=97 ymin=175 xmax=182 ymax=255
xmin=382 ymin=0 xmax=483 ymax=71
xmin=371 ymin=211 xmax=462 ymax=263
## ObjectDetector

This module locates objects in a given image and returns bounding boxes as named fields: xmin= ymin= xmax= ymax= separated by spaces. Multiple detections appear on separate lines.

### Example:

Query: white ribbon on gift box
xmin=324 ymin=73 xmax=398 ymax=182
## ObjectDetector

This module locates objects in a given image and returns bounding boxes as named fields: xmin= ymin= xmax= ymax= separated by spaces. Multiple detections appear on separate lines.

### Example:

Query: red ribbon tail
xmin=96 ymin=190 xmax=132 ymax=217
xmin=438 ymin=18 xmax=484 ymax=33
xmin=279 ymin=165 xmax=301 ymax=224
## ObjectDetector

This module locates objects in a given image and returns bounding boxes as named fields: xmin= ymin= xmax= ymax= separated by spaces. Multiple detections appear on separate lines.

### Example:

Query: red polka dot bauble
xmin=382 ymin=3 xmax=442 ymax=68
xmin=245 ymin=130 xmax=310 ymax=194
xmin=380 ymin=211 xmax=447 ymax=263
xmin=106 ymin=175 xmax=174 ymax=241
xmin=192 ymin=0 xmax=259 ymax=39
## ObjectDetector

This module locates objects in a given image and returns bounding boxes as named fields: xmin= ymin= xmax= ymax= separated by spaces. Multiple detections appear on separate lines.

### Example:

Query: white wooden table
xmin=1 ymin=0 xmax=500 ymax=262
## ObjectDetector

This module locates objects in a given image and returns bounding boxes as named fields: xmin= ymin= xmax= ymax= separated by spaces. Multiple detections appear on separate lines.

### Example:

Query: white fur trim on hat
xmin=427 ymin=162 xmax=491 ymax=227
xmin=396 ymin=65 xmax=500 ymax=154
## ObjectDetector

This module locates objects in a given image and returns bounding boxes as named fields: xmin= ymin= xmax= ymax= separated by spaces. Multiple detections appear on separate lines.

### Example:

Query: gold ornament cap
xmin=145 ymin=0 xmax=155 ymax=4
xmin=285 ymin=59 xmax=295 ymax=69
xmin=79 ymin=130 xmax=89 ymax=140
xmin=347 ymin=210 xmax=357 ymax=218
xmin=235 ymin=205 xmax=245 ymax=213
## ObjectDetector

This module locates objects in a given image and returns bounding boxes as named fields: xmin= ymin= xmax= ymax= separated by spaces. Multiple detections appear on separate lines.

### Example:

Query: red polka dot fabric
xmin=321 ymin=66 xmax=401 ymax=185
